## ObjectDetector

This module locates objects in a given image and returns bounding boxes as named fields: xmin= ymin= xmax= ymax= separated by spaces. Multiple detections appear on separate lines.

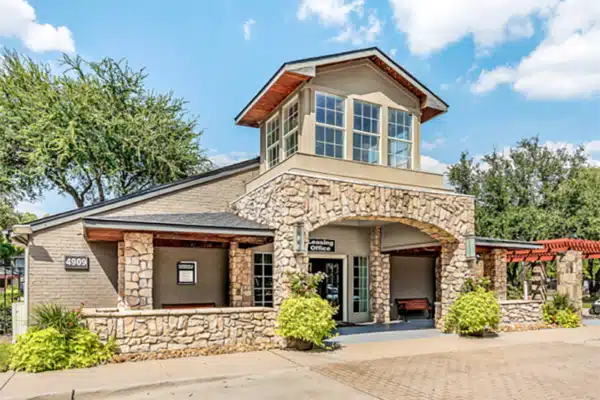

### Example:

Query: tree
xmin=0 ymin=50 xmax=212 ymax=208
xmin=0 ymin=200 xmax=37 ymax=260
xmin=448 ymin=136 xmax=587 ymax=241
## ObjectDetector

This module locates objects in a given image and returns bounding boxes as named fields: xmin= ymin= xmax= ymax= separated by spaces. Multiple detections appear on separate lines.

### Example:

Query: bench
xmin=162 ymin=302 xmax=216 ymax=309
xmin=395 ymin=298 xmax=433 ymax=321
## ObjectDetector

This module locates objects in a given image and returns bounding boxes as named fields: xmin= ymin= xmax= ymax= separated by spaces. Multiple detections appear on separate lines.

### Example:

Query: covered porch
xmin=83 ymin=212 xmax=274 ymax=311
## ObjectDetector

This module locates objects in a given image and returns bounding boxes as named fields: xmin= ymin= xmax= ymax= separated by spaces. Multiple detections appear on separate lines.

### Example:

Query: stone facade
xmin=369 ymin=226 xmax=390 ymax=323
xmin=499 ymin=300 xmax=544 ymax=327
xmin=83 ymin=307 xmax=277 ymax=354
xmin=117 ymin=241 xmax=126 ymax=309
xmin=557 ymin=250 xmax=583 ymax=312
xmin=482 ymin=249 xmax=507 ymax=300
xmin=123 ymin=232 xmax=154 ymax=309
xmin=229 ymin=242 xmax=253 ymax=307
xmin=232 ymin=173 xmax=475 ymax=323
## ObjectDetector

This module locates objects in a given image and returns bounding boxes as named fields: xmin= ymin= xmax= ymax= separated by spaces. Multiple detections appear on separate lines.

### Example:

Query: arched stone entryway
xmin=232 ymin=173 xmax=475 ymax=325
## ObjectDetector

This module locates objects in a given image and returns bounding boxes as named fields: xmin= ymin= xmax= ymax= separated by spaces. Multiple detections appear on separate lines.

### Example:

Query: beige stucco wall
xmin=390 ymin=256 xmax=435 ymax=320
xmin=28 ymin=220 xmax=118 ymax=311
xmin=257 ymin=59 xmax=424 ymax=174
xmin=382 ymin=223 xmax=439 ymax=251
xmin=27 ymin=168 xmax=257 ymax=313
xmin=153 ymin=247 xmax=228 ymax=308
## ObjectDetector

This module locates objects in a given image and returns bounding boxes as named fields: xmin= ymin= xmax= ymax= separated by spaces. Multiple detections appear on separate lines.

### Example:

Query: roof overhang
xmin=235 ymin=47 xmax=448 ymax=128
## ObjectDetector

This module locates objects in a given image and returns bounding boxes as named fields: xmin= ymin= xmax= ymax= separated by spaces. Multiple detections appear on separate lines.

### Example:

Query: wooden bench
xmin=395 ymin=298 xmax=433 ymax=321
xmin=162 ymin=302 xmax=216 ymax=309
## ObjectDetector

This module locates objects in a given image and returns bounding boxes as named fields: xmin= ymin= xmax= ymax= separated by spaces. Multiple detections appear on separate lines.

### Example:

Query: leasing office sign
xmin=308 ymin=238 xmax=335 ymax=253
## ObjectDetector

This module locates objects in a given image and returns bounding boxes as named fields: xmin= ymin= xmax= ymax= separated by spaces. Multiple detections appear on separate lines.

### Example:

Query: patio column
xmin=369 ymin=226 xmax=390 ymax=323
xmin=123 ymin=232 xmax=154 ymax=310
xmin=229 ymin=242 xmax=253 ymax=307
xmin=438 ymin=240 xmax=470 ymax=327
xmin=530 ymin=262 xmax=547 ymax=301
xmin=482 ymin=249 xmax=507 ymax=300
xmin=557 ymin=250 xmax=583 ymax=312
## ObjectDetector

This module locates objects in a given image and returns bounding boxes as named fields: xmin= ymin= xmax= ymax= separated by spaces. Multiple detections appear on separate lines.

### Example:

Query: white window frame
xmin=265 ymin=113 xmax=281 ymax=169
xmin=253 ymin=252 xmax=273 ymax=307
xmin=314 ymin=91 xmax=346 ymax=160
xmin=352 ymin=256 xmax=369 ymax=313
xmin=387 ymin=107 xmax=413 ymax=169
xmin=352 ymin=99 xmax=381 ymax=165
xmin=282 ymin=98 xmax=299 ymax=159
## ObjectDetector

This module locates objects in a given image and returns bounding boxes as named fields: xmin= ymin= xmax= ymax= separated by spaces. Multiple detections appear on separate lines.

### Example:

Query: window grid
xmin=352 ymin=100 xmax=381 ymax=164
xmin=253 ymin=253 xmax=273 ymax=307
xmin=353 ymin=256 xmax=368 ymax=313
xmin=266 ymin=116 xmax=280 ymax=169
xmin=315 ymin=92 xmax=345 ymax=159
xmin=283 ymin=101 xmax=299 ymax=158
xmin=388 ymin=108 xmax=412 ymax=169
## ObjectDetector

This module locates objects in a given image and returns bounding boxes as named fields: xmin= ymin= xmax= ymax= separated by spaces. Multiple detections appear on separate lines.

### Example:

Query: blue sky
xmin=1 ymin=0 xmax=599 ymax=216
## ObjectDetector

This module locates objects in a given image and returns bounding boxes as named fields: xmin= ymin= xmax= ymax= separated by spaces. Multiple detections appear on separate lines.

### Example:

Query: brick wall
xmin=28 ymin=168 xmax=258 ymax=312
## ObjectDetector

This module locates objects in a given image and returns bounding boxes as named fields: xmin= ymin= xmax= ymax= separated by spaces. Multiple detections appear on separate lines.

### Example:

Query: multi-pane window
xmin=353 ymin=256 xmax=368 ymax=313
xmin=315 ymin=92 xmax=345 ymax=159
xmin=283 ymin=101 xmax=299 ymax=158
xmin=253 ymin=253 xmax=273 ymax=307
xmin=353 ymin=100 xmax=380 ymax=164
xmin=266 ymin=116 xmax=281 ymax=169
xmin=388 ymin=108 xmax=412 ymax=168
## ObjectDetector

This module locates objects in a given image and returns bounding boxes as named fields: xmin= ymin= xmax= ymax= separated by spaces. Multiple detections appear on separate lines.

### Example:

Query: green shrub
xmin=555 ymin=309 xmax=580 ymax=328
xmin=68 ymin=329 xmax=115 ymax=369
xmin=550 ymin=293 xmax=576 ymax=312
xmin=10 ymin=326 xmax=116 ymax=372
xmin=287 ymin=271 xmax=326 ymax=297
xmin=444 ymin=288 xmax=501 ymax=336
xmin=10 ymin=328 xmax=70 ymax=372
xmin=460 ymin=277 xmax=491 ymax=293
xmin=543 ymin=303 xmax=557 ymax=325
xmin=31 ymin=304 xmax=83 ymax=338
xmin=0 ymin=343 xmax=12 ymax=372
xmin=277 ymin=296 xmax=337 ymax=347
xmin=507 ymin=284 xmax=523 ymax=300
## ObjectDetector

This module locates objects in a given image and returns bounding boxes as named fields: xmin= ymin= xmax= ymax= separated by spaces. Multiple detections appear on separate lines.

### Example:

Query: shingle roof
xmin=84 ymin=212 xmax=271 ymax=232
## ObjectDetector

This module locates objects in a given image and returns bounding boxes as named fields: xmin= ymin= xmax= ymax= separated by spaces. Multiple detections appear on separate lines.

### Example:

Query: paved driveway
xmin=316 ymin=342 xmax=600 ymax=400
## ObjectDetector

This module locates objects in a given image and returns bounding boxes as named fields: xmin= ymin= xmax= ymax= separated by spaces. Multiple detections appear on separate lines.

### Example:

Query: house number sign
xmin=64 ymin=256 xmax=89 ymax=271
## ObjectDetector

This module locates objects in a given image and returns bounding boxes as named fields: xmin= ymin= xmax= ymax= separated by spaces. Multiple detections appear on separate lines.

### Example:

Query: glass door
xmin=310 ymin=258 xmax=343 ymax=320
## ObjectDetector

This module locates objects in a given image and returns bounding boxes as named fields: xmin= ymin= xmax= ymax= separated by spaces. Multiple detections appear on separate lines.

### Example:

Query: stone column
xmin=557 ymin=250 xmax=583 ymax=312
xmin=123 ymin=232 xmax=154 ymax=310
xmin=434 ymin=256 xmax=442 ymax=323
xmin=530 ymin=262 xmax=546 ymax=301
xmin=437 ymin=240 xmax=470 ymax=327
xmin=482 ymin=249 xmax=507 ymax=300
xmin=117 ymin=241 xmax=126 ymax=309
xmin=272 ymin=225 xmax=309 ymax=308
xmin=369 ymin=226 xmax=390 ymax=323
xmin=229 ymin=242 xmax=253 ymax=307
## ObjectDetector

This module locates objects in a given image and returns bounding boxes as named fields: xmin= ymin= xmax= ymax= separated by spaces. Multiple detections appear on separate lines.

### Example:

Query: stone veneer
xmin=499 ymin=300 xmax=544 ymax=327
xmin=229 ymin=242 xmax=253 ymax=307
xmin=557 ymin=250 xmax=583 ymax=312
xmin=370 ymin=226 xmax=390 ymax=323
xmin=83 ymin=307 xmax=277 ymax=354
xmin=232 ymin=173 xmax=475 ymax=325
xmin=123 ymin=232 xmax=154 ymax=309
xmin=482 ymin=249 xmax=508 ymax=300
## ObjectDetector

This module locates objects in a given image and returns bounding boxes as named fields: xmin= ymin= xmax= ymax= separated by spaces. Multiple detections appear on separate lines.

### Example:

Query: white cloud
xmin=544 ymin=140 xmax=600 ymax=166
xmin=0 ymin=0 xmax=75 ymax=53
xmin=331 ymin=12 xmax=382 ymax=45
xmin=209 ymin=150 xmax=256 ymax=167
xmin=297 ymin=0 xmax=364 ymax=26
xmin=471 ymin=0 xmax=600 ymax=99
xmin=243 ymin=19 xmax=255 ymax=41
xmin=422 ymin=137 xmax=446 ymax=151
xmin=388 ymin=0 xmax=556 ymax=56
xmin=389 ymin=48 xmax=397 ymax=57
xmin=298 ymin=0 xmax=381 ymax=45
xmin=440 ymin=83 xmax=450 ymax=91
xmin=420 ymin=155 xmax=448 ymax=175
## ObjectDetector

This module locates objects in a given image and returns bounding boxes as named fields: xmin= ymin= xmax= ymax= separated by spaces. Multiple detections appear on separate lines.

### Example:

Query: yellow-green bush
xmin=555 ymin=309 xmax=580 ymax=328
xmin=276 ymin=296 xmax=337 ymax=348
xmin=443 ymin=287 xmax=501 ymax=336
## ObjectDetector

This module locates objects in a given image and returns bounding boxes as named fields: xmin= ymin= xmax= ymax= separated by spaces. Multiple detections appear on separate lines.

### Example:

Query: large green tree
xmin=447 ymin=136 xmax=594 ymax=241
xmin=0 ymin=50 xmax=212 ymax=208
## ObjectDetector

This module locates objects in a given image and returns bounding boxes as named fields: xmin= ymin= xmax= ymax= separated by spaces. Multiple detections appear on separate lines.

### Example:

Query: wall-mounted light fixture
xmin=465 ymin=236 xmax=476 ymax=260
xmin=294 ymin=223 xmax=306 ymax=253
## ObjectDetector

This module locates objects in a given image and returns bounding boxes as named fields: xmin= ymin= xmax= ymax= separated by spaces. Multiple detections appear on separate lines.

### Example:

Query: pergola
xmin=505 ymin=238 xmax=600 ymax=309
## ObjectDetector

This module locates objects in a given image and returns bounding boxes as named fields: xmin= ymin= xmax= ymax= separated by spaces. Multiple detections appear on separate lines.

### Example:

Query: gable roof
xmin=19 ymin=157 xmax=260 ymax=233
xmin=235 ymin=47 xmax=448 ymax=128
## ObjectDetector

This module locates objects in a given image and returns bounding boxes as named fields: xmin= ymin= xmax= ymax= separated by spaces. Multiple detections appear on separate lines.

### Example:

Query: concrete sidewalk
xmin=1 ymin=326 xmax=599 ymax=400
